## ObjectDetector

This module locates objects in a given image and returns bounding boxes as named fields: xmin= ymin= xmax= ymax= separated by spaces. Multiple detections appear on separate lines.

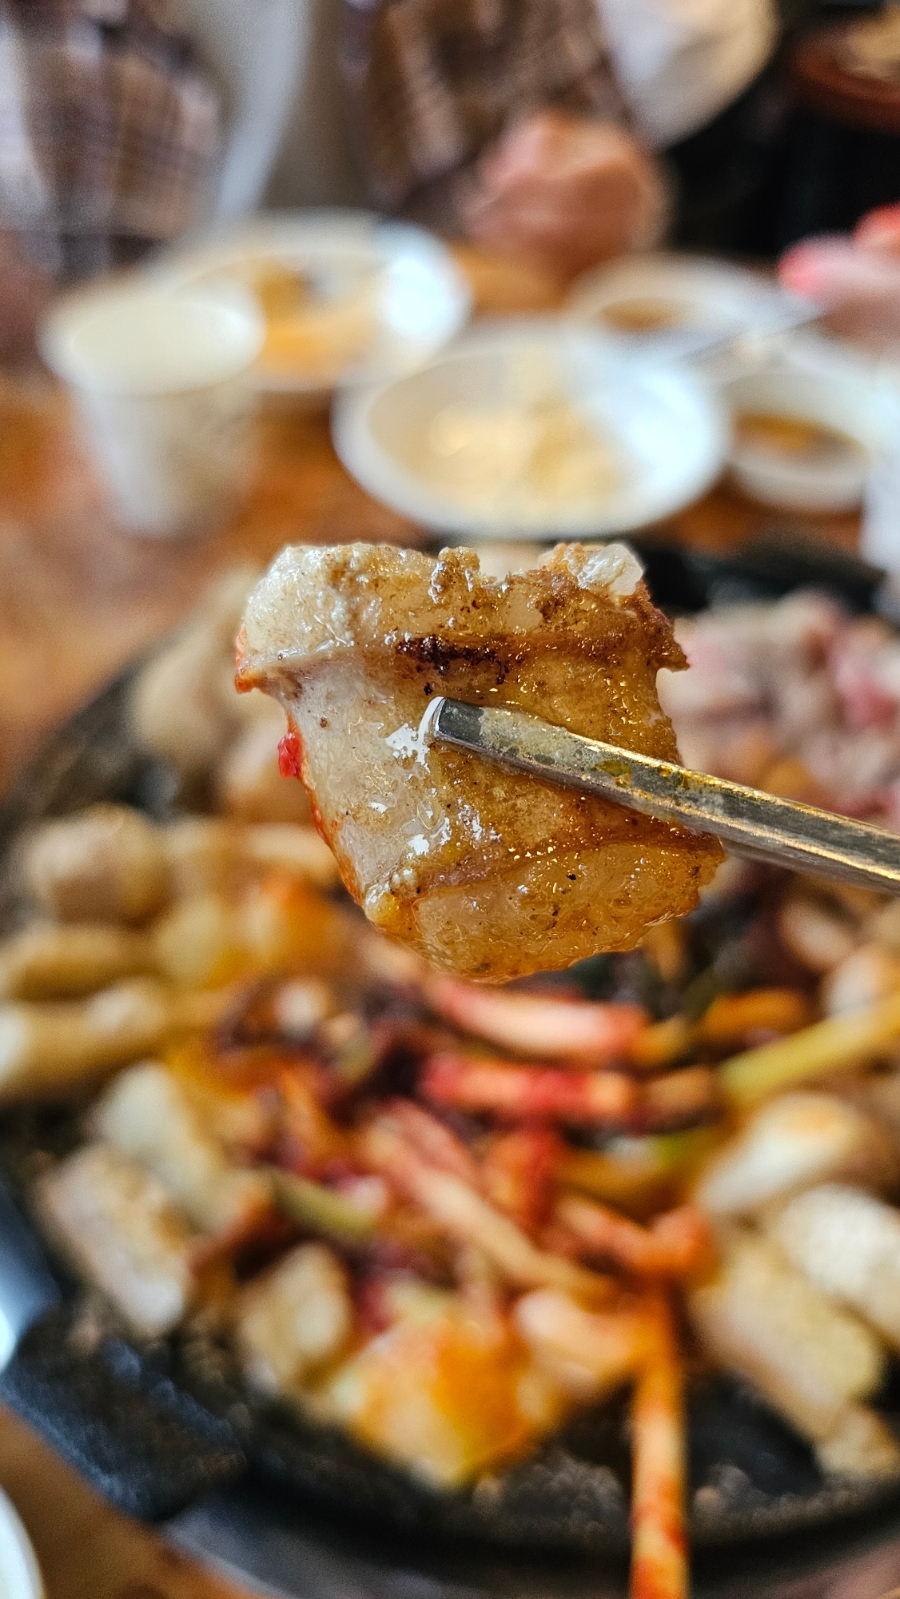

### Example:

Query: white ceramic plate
xmin=566 ymin=253 xmax=816 ymax=362
xmin=148 ymin=211 xmax=471 ymax=403
xmin=332 ymin=318 xmax=728 ymax=538
xmin=0 ymin=1490 xmax=42 ymax=1599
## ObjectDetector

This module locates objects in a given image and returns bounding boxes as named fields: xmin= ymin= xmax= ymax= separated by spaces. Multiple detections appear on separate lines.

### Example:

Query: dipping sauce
xmin=600 ymin=297 xmax=690 ymax=333
xmin=733 ymin=411 xmax=868 ymax=470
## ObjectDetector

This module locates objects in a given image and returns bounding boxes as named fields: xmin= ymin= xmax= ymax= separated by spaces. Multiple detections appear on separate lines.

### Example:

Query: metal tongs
xmin=431 ymin=697 xmax=900 ymax=896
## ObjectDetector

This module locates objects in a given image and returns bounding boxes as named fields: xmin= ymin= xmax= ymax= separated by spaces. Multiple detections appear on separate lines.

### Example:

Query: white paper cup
xmin=40 ymin=280 xmax=265 ymax=537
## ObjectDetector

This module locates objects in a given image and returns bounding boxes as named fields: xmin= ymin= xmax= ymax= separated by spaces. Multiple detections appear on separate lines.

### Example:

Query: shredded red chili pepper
xmin=277 ymin=730 xmax=303 ymax=780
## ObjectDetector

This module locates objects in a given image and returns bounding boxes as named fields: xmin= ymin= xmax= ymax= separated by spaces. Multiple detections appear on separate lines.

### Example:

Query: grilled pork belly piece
xmin=688 ymin=1228 xmax=899 ymax=1480
xmin=36 ymin=1144 xmax=196 ymax=1338
xmin=236 ymin=542 xmax=723 ymax=981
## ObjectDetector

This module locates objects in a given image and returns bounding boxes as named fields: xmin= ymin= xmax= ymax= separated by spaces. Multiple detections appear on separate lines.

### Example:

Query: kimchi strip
xmin=557 ymin=1194 xmax=714 ymax=1281
xmin=422 ymin=1054 xmax=637 ymax=1125
xmin=423 ymin=1054 xmax=717 ymax=1132
xmin=425 ymin=976 xmax=647 ymax=1062
xmin=361 ymin=1114 xmax=611 ymax=1301
xmin=630 ymin=1295 xmax=688 ymax=1599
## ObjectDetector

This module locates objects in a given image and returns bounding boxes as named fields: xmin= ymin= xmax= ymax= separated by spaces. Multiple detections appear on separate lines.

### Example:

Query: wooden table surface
xmin=0 ymin=246 xmax=861 ymax=1599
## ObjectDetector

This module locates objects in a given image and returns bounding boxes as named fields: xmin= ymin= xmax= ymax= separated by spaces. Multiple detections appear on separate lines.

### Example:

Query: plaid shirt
xmin=0 ymin=0 xmax=219 ymax=276
xmin=341 ymin=0 xmax=627 ymax=220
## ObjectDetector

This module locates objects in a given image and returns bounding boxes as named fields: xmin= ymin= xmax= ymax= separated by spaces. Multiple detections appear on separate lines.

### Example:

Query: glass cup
xmin=39 ymin=278 xmax=264 ymax=538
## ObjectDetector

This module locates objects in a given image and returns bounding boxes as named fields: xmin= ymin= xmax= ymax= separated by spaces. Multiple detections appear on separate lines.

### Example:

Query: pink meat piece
xmin=830 ymin=619 xmax=900 ymax=731
xmin=770 ymin=669 xmax=839 ymax=748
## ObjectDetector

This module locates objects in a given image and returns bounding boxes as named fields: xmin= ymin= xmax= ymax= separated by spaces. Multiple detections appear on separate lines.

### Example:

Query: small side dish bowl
xmin=724 ymin=340 xmax=890 ymax=512
xmin=148 ymin=211 xmax=472 ymax=405
xmin=332 ymin=319 xmax=727 ymax=538
xmin=566 ymin=253 xmax=816 ymax=361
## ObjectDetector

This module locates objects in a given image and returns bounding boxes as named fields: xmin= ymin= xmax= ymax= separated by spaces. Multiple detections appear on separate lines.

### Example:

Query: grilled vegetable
xmin=425 ymin=976 xmax=647 ymax=1063
xmin=269 ymin=1169 xmax=377 ymax=1244
xmin=557 ymin=1194 xmax=715 ymax=1281
xmin=0 ymin=923 xmax=154 ymax=1002
xmin=362 ymin=1114 xmax=609 ymax=1300
xmin=0 ymin=981 xmax=229 ymax=1102
xmin=21 ymin=805 xmax=168 ymax=924
xmin=719 ymin=994 xmax=900 ymax=1106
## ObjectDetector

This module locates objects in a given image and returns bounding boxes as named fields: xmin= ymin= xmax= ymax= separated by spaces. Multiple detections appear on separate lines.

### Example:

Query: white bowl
xmin=566 ymin=253 xmax=815 ymax=361
xmin=332 ymin=319 xmax=727 ymax=538
xmin=148 ymin=210 xmax=471 ymax=403
xmin=724 ymin=339 xmax=889 ymax=512
xmin=0 ymin=1490 xmax=43 ymax=1599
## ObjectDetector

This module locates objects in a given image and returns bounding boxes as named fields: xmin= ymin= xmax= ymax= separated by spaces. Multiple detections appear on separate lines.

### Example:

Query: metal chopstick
xmin=430 ymin=697 xmax=900 ymax=897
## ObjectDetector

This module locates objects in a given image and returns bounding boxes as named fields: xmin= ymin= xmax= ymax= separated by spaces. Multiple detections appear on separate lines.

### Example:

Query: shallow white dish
xmin=724 ymin=336 xmax=890 ymax=512
xmin=0 ymin=1489 xmax=42 ymax=1599
xmin=566 ymin=253 xmax=815 ymax=362
xmin=332 ymin=319 xmax=727 ymax=538
xmin=148 ymin=210 xmax=472 ymax=403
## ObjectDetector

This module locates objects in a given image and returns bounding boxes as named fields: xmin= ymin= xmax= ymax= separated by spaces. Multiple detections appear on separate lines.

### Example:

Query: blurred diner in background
xmin=0 ymin=0 xmax=782 ymax=339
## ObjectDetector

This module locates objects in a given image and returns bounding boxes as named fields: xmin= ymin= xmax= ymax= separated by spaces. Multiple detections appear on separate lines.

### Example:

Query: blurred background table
xmin=0 ymin=330 xmax=860 ymax=799
xmin=0 ymin=243 xmax=861 ymax=1599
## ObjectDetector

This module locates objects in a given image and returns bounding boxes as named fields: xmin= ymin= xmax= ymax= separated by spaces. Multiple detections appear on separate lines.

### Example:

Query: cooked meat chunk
xmin=688 ymin=1229 xmax=896 ymax=1477
xmin=315 ymin=1299 xmax=565 ymax=1488
xmin=237 ymin=542 xmax=723 ymax=981
xmin=21 ymin=805 xmax=168 ymax=924
xmin=236 ymin=1242 xmax=353 ymax=1395
xmin=693 ymin=1092 xmax=896 ymax=1218
xmin=92 ymin=1062 xmax=269 ymax=1235
xmin=36 ymin=1144 xmax=195 ymax=1338
xmin=767 ymin=1184 xmax=900 ymax=1353
xmin=659 ymin=590 xmax=900 ymax=828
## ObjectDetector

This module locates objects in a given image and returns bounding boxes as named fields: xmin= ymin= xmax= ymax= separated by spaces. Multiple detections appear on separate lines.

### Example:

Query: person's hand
xmin=854 ymin=204 xmax=900 ymax=252
xmin=463 ymin=109 xmax=666 ymax=280
xmin=779 ymin=206 xmax=900 ymax=348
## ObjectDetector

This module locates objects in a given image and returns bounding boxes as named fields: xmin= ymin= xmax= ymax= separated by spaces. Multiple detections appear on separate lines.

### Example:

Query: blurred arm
xmin=180 ymin=0 xmax=365 ymax=215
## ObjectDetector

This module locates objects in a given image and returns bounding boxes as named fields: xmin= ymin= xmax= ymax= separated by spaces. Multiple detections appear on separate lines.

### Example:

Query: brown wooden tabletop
xmin=0 ymin=244 xmax=862 ymax=1599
